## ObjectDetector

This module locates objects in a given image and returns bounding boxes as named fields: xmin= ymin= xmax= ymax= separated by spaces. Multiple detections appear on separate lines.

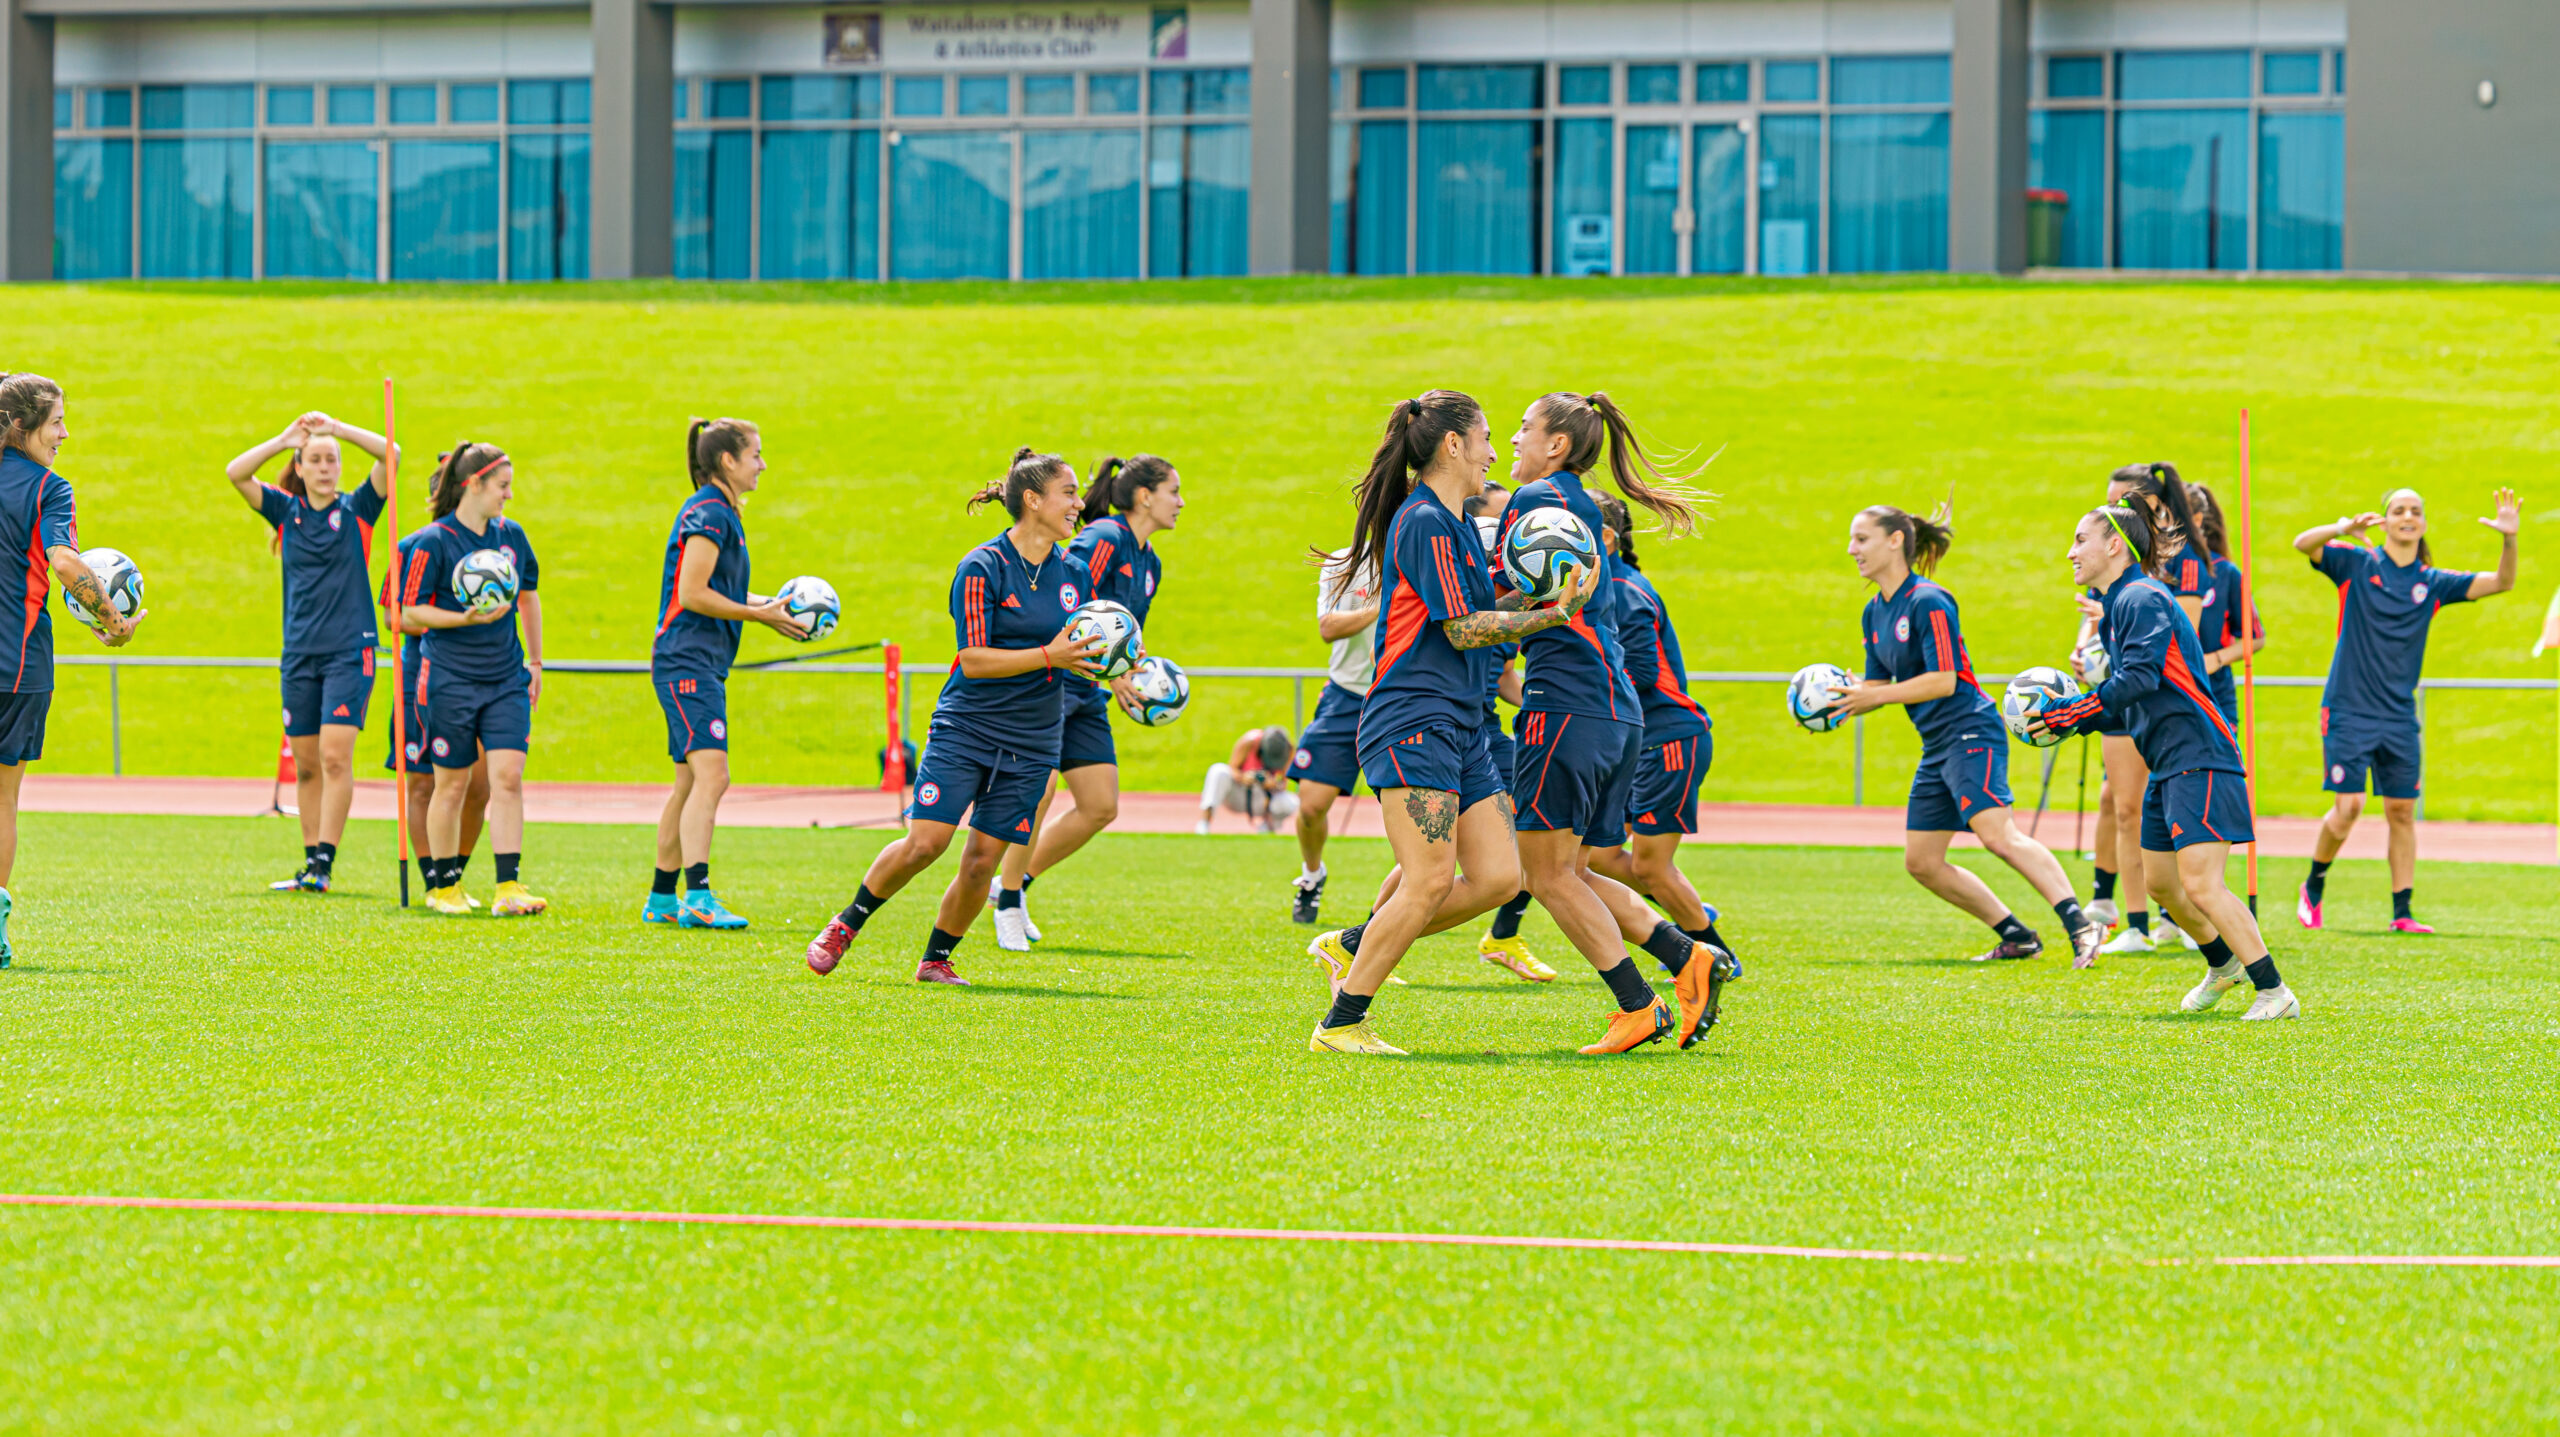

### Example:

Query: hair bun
xmin=1012 ymin=445 xmax=1036 ymax=463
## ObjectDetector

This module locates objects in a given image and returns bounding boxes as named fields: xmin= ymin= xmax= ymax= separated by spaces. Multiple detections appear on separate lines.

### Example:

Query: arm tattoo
xmin=1402 ymin=788 xmax=1458 ymax=844
xmin=1442 ymin=608 xmax=1563 ymax=650
xmin=1496 ymin=591 xmax=1537 ymax=612
xmin=63 ymin=572 xmax=107 ymax=615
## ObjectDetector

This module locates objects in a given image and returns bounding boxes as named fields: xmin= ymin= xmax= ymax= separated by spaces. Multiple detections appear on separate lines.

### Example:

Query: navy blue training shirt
xmin=2053 ymin=569 xmax=2244 ymax=776
xmin=2313 ymin=541 xmax=2477 ymax=726
xmin=1495 ymin=471 xmax=1639 ymax=723
xmin=2196 ymin=555 xmax=2259 ymax=716
xmin=1861 ymin=575 xmax=2000 ymax=753
xmin=1357 ymin=484 xmax=1496 ymax=752
xmin=1613 ymin=565 xmax=1709 ymax=742
xmin=260 ymin=481 xmax=385 ymax=656
xmin=404 ymin=513 xmax=540 ymax=685
xmin=936 ymin=530 xmax=1075 ymax=765
xmin=651 ymin=484 xmax=749 ymax=679
xmin=0 ymin=447 xmax=78 ymax=693
xmin=1480 ymin=638 xmax=1518 ymax=729
xmin=1060 ymin=512 xmax=1162 ymax=694
xmin=380 ymin=528 xmax=430 ymax=694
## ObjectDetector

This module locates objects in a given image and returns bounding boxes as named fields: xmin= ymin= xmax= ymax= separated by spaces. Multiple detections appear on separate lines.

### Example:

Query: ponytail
xmin=1857 ymin=503 xmax=1954 ymax=577
xmin=2111 ymin=462 xmax=2199 ymax=559
xmin=2092 ymin=502 xmax=2161 ymax=577
xmin=971 ymin=446 xmax=1068 ymax=520
xmin=1528 ymin=391 xmax=1714 ymax=538
xmin=1322 ymin=391 xmax=1485 ymax=592
xmin=688 ymin=416 xmax=759 ymax=491
xmin=430 ymin=441 xmax=508 ymax=520
xmin=2188 ymin=482 xmax=2234 ymax=562
xmin=1078 ymin=453 xmax=1175 ymax=526
xmin=1591 ymin=491 xmax=1638 ymax=566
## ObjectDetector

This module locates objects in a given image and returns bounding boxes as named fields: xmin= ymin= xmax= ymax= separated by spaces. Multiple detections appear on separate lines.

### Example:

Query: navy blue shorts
xmin=1060 ymin=684 xmax=1116 ymax=770
xmin=1287 ymin=681 xmax=1365 ymax=794
xmin=0 ymin=691 xmax=50 ymax=766
xmin=1483 ymin=722 xmax=1517 ymax=796
xmin=1907 ymin=741 xmax=2012 ymax=832
xmin=1628 ymin=731 xmax=1711 ymax=837
xmin=2142 ymin=767 xmax=2256 ymax=851
xmin=422 ymin=664 xmax=532 ymax=768
xmin=1513 ymin=713 xmax=1641 ymax=842
xmin=909 ymin=730 xmax=1049 ymax=842
xmin=1358 ymin=718 xmax=1504 ymax=814
xmin=656 ymin=671 xmax=728 ymax=761
xmin=281 ymin=647 xmax=374 ymax=737
xmin=2322 ymin=711 xmax=2420 ymax=801
xmin=383 ymin=687 xmax=428 ymax=773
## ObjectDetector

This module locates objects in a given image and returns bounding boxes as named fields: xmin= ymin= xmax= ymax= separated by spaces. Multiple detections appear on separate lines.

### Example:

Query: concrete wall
xmin=2344 ymin=0 xmax=2560 ymax=275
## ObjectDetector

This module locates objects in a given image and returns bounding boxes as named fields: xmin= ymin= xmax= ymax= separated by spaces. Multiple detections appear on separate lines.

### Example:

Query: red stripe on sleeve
xmin=1088 ymin=541 xmax=1112 ymax=586
xmin=401 ymin=547 xmax=430 ymax=606
xmin=1928 ymin=609 xmax=1956 ymax=673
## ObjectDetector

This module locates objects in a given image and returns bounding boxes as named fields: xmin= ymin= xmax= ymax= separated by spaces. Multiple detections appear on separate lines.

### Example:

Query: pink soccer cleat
xmin=806 ymin=917 xmax=855 ymax=976
xmin=2388 ymin=917 xmax=2435 ymax=935
xmin=915 ymin=959 xmax=970 ymax=986
xmin=2295 ymin=885 xmax=2324 ymax=931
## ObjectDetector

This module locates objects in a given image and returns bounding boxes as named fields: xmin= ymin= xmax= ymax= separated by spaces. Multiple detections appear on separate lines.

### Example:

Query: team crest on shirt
xmin=918 ymin=781 xmax=941 ymax=806
xmin=1895 ymin=616 xmax=1911 ymax=642
xmin=1144 ymin=572 xmax=1155 ymax=596
xmin=2202 ymin=586 xmax=2218 ymax=606
xmin=2410 ymin=582 xmax=2427 ymax=603
xmin=1060 ymin=582 xmax=1081 ymax=610
xmin=431 ymin=737 xmax=451 ymax=758
xmin=708 ymin=719 xmax=726 ymax=739
xmin=328 ymin=509 xmax=343 ymax=532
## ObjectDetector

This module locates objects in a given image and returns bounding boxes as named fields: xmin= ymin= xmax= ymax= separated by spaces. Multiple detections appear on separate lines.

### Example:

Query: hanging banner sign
xmin=823 ymin=7 xmax=1182 ymax=68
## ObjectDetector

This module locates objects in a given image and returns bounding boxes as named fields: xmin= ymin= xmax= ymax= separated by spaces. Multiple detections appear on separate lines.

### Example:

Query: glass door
xmin=1690 ymin=122 xmax=1745 ymax=274
xmin=1623 ymin=124 xmax=1679 ymax=274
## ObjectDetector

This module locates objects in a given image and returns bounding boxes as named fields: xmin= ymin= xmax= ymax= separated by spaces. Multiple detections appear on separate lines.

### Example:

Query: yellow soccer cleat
xmin=424 ymin=886 xmax=472 ymax=916
xmin=1479 ymin=931 xmax=1557 ymax=982
xmin=490 ymin=881 xmax=549 ymax=917
xmin=1578 ymin=997 xmax=1674 ymax=1055
xmin=1308 ymin=929 xmax=1358 ymax=991
xmin=1309 ymin=1019 xmax=1406 ymax=1055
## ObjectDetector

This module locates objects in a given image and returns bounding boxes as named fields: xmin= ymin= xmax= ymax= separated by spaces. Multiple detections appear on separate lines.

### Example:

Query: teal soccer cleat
xmin=642 ymin=891 xmax=681 ymax=925
xmin=677 ymin=890 xmax=749 ymax=930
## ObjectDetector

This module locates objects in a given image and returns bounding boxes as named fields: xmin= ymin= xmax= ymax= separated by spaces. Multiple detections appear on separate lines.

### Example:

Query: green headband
xmin=2099 ymin=507 xmax=2139 ymax=558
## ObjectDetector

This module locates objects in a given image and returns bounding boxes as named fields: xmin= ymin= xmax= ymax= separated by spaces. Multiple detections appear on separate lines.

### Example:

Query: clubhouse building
xmin=3 ymin=0 xmax=2546 ymax=283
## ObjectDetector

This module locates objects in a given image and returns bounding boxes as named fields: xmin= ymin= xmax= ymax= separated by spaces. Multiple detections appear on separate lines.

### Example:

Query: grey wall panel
xmin=2346 ymin=0 xmax=2560 ymax=275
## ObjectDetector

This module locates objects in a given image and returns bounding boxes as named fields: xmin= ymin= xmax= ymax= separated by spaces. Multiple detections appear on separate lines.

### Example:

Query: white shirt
xmin=1318 ymin=547 xmax=1377 ymax=696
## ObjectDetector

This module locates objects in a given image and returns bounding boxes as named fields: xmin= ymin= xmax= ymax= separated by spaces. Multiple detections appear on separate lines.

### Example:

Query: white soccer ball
xmin=1066 ymin=599 xmax=1145 ymax=680
xmin=1786 ymin=662 xmax=1852 ymax=733
xmin=1116 ymin=655 xmax=1189 ymax=726
xmin=2073 ymin=631 xmax=2111 ymax=685
xmin=62 ymin=546 xmax=143 ymax=630
xmin=777 ymin=575 xmax=840 ymax=643
xmin=1500 ymin=509 xmax=1600 ymax=604
xmin=452 ymin=549 xmax=519 ymax=614
xmin=2002 ymin=666 xmax=2085 ymax=748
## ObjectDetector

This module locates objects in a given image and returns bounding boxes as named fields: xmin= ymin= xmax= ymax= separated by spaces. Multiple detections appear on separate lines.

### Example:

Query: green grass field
xmin=9 ymin=276 xmax=2554 ymax=818
xmin=3 ymin=812 xmax=2558 ymax=1431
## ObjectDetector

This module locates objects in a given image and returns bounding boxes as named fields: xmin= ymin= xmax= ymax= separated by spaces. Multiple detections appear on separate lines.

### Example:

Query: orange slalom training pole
xmin=383 ymin=377 xmax=410 ymax=908
xmin=2238 ymin=408 xmax=2260 ymax=915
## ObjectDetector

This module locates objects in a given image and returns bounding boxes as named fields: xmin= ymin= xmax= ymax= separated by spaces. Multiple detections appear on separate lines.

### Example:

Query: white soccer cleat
xmin=2087 ymin=898 xmax=2121 ymax=929
xmin=1020 ymin=899 xmax=1042 ymax=943
xmin=2156 ymin=917 xmax=2200 ymax=952
xmin=992 ymin=902 xmax=1032 ymax=952
xmin=1193 ymin=819 xmax=1211 ymax=836
xmin=2181 ymin=961 xmax=2245 ymax=1012
xmin=2242 ymin=984 xmax=2301 ymax=1021
xmin=986 ymin=876 xmax=1043 ymax=942
xmin=2098 ymin=926 xmax=2156 ymax=955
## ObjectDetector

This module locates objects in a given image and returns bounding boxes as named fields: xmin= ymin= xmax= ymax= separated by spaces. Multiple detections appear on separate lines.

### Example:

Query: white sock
xmin=1298 ymin=863 xmax=1326 ymax=886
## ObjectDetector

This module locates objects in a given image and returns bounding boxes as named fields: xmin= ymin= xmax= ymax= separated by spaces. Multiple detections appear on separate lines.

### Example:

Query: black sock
xmin=425 ymin=856 xmax=452 ymax=889
xmin=410 ymin=855 xmax=429 ymax=888
xmin=685 ymin=862 xmax=709 ymax=892
xmin=2052 ymin=896 xmax=2089 ymax=935
xmin=1598 ymin=956 xmax=1656 ymax=1013
xmin=2128 ymin=910 xmax=2151 ymax=935
xmin=924 ymin=926 xmax=963 ymax=964
xmin=1488 ymin=889 xmax=1534 ymax=941
xmin=1681 ymin=923 xmax=1732 ymax=956
xmin=2199 ymin=936 xmax=2235 ymax=968
xmin=496 ymin=852 xmax=520 ymax=885
xmin=651 ymin=868 xmax=679 ymax=896
xmin=1322 ymin=990 xmax=1374 ymax=1030
xmin=1339 ymin=921 xmax=1367 ymax=956
xmin=455 ymin=853 xmax=473 ymax=881
xmin=304 ymin=844 xmax=318 ymax=865
xmin=1640 ymin=920 xmax=1694 ymax=976
xmin=1020 ymin=873 xmax=1037 ymax=893
xmin=838 ymin=884 xmax=886 ymax=934
xmin=2092 ymin=866 xmax=2117 ymax=901
xmin=313 ymin=841 xmax=336 ymax=873
xmin=2243 ymin=954 xmax=2283 ymax=991
xmin=1994 ymin=914 xmax=2035 ymax=945
xmin=996 ymin=888 xmax=1023 ymax=910
xmin=2305 ymin=859 xmax=2332 ymax=905
xmin=2392 ymin=887 xmax=2414 ymax=920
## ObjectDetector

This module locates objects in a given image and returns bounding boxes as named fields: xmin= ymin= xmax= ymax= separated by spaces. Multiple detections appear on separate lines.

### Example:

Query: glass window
xmin=267 ymin=86 xmax=314 ymax=126
xmin=1692 ymin=122 xmax=1745 ymax=273
xmin=673 ymin=79 xmax=688 ymax=120
xmin=1556 ymin=66 xmax=1608 ymax=107
xmin=893 ymin=76 xmax=944 ymax=117
xmin=88 ymin=89 xmax=132 ymax=130
xmin=139 ymin=137 xmax=252 ymax=276
xmin=1627 ymin=64 xmax=1679 ymax=105
xmin=389 ymin=85 xmax=437 ymax=125
xmin=1695 ymin=62 xmax=1747 ymax=104
xmin=449 ymin=84 xmax=499 ymax=124
xmin=1624 ymin=124 xmax=1682 ymax=274
xmin=1415 ymin=118 xmax=1533 ymax=272
xmin=142 ymin=85 xmax=254 ymax=131
xmin=264 ymin=140 xmax=376 ymax=279
xmin=53 ymin=88 xmax=69 ymax=131
xmin=1417 ymin=65 xmax=1539 ymax=111
xmin=2334 ymin=49 xmax=2345 ymax=93
xmin=1150 ymin=68 xmax=1249 ymax=116
xmin=1089 ymin=72 xmax=1140 ymax=114
xmin=1024 ymin=73 xmax=1074 ymax=116
xmin=508 ymin=80 xmax=592 ymax=126
xmin=391 ymin=139 xmax=499 ymax=279
xmin=1351 ymin=118 xmax=1406 ymax=274
xmin=894 ymin=130 xmax=1012 ymax=279
xmin=957 ymin=75 xmax=1009 ymax=116
xmin=1764 ymin=60 xmax=1818 ymax=104
xmin=2117 ymin=50 xmax=2250 ymax=102
xmin=53 ymin=138 xmax=132 ymax=278
xmin=1830 ymin=111 xmax=1947 ymax=272
xmin=1147 ymin=123 xmax=1248 ymax=276
xmin=2115 ymin=108 xmax=2247 ymax=269
xmin=509 ymin=133 xmax=589 ymax=279
xmin=1553 ymin=116 xmax=1610 ymax=275
xmin=673 ymin=129 xmax=751 ymax=278
xmin=1023 ymin=127 xmax=1139 ymax=279
xmin=2029 ymin=109 xmax=2105 ymax=266
xmin=2258 ymin=111 xmax=2341 ymax=269
xmin=759 ymin=128 xmax=881 ymax=279
xmin=1757 ymin=113 xmax=1819 ymax=273
xmin=2262 ymin=52 xmax=2321 ymax=96
xmin=328 ymin=86 xmax=375 ymax=126
xmin=763 ymin=76 xmax=847 ymax=121
xmin=2047 ymin=55 xmax=2103 ymax=99
xmin=708 ymin=78 xmax=753 ymax=119
xmin=1832 ymin=56 xmax=1950 ymax=106
xmin=1328 ymin=119 xmax=1349 ymax=273
xmin=1360 ymin=67 xmax=1408 ymax=109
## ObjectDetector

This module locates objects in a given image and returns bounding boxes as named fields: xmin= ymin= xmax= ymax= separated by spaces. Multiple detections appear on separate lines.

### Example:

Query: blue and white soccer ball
xmin=2002 ymin=665 xmax=2084 ymax=748
xmin=1116 ymin=655 xmax=1190 ymax=726
xmin=1500 ymin=509 xmax=1599 ymax=604
xmin=62 ymin=546 xmax=143 ymax=630
xmin=1066 ymin=599 xmax=1145 ymax=680
xmin=452 ymin=549 xmax=519 ymax=614
xmin=777 ymin=575 xmax=840 ymax=643
xmin=2073 ymin=632 xmax=2111 ymax=686
xmin=1786 ymin=662 xmax=1853 ymax=733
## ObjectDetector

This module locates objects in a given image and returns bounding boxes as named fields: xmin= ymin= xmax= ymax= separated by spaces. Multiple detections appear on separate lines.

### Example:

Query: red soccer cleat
xmin=2295 ymin=885 xmax=2324 ymax=931
xmin=915 ymin=958 xmax=970 ymax=986
xmin=806 ymin=917 xmax=855 ymax=976
xmin=2388 ymin=917 xmax=2435 ymax=935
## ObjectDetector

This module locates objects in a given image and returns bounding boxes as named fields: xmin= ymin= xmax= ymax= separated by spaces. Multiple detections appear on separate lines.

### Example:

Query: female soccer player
xmin=0 ymin=373 xmax=141 ymax=966
xmin=1827 ymin=504 xmax=2100 ymax=967
xmin=1303 ymin=392 xmax=1606 ymax=1055
xmin=225 ymin=410 xmax=397 ymax=894
xmin=399 ymin=442 xmax=546 ymax=918
xmin=1286 ymin=544 xmax=1377 ymax=925
xmin=2292 ymin=486 xmax=2520 ymax=933
xmin=2032 ymin=503 xmax=2297 ymax=1020
xmin=804 ymin=449 xmax=1105 ymax=985
xmin=1463 ymin=481 xmax=1555 ymax=982
xmin=645 ymin=418 xmax=808 ymax=930
xmin=2187 ymin=484 xmax=2266 ymax=727
xmin=382 ymin=522 xmax=488 ymax=905
xmin=994 ymin=453 xmax=1183 ymax=950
